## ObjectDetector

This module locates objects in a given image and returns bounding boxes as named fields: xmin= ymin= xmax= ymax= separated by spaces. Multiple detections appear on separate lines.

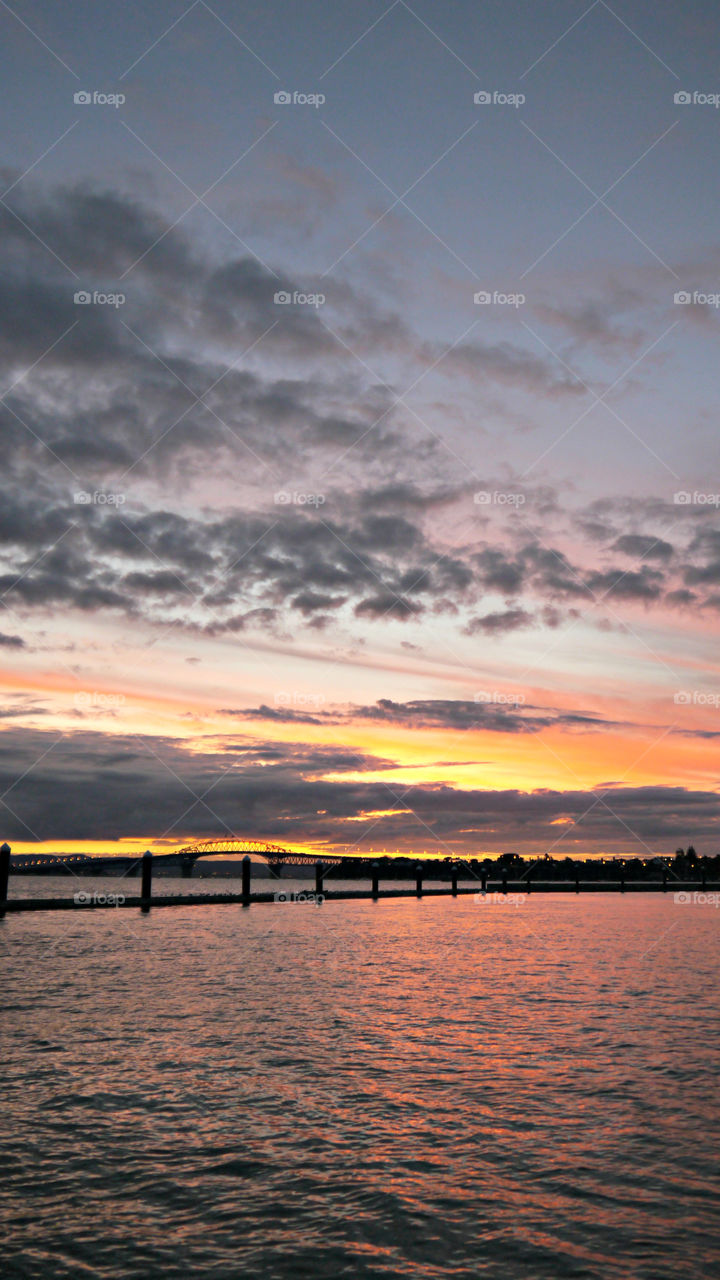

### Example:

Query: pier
xmin=1 ymin=847 xmax=719 ymax=914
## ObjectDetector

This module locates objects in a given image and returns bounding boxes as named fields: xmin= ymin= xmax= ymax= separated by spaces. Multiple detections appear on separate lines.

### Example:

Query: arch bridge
xmin=175 ymin=838 xmax=341 ymax=877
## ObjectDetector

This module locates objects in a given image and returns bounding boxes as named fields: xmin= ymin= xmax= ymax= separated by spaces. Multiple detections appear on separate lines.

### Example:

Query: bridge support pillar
xmin=181 ymin=860 xmax=193 ymax=879
xmin=242 ymin=855 xmax=251 ymax=905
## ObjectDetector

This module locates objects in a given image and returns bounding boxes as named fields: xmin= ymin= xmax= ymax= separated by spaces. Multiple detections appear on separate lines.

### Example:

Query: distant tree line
xmin=330 ymin=848 xmax=719 ymax=881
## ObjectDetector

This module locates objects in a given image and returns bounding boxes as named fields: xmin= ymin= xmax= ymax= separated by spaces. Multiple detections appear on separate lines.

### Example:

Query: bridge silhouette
xmin=174 ymin=839 xmax=341 ymax=876
xmin=11 ymin=840 xmax=341 ymax=878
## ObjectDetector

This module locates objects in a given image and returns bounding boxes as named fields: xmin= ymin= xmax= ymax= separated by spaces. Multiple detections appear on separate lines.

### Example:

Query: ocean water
xmin=2 ymin=892 xmax=718 ymax=1279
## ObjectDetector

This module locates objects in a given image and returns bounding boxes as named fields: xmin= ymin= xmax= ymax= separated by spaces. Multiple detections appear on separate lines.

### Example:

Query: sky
xmin=1 ymin=0 xmax=719 ymax=860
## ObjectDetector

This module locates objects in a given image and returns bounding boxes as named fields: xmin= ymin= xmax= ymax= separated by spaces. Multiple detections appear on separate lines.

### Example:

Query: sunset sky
xmin=1 ymin=0 xmax=719 ymax=859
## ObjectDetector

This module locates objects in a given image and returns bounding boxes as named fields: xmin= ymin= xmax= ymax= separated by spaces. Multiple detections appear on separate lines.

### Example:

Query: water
xmin=2 ymin=893 xmax=718 ymax=1279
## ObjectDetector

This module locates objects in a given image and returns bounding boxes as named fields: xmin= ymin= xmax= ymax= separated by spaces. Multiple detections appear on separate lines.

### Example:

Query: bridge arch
xmin=175 ymin=839 xmax=341 ymax=868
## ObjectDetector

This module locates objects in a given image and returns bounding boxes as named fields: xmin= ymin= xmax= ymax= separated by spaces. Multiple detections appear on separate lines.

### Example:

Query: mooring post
xmin=663 ymin=870 xmax=667 ymax=893
xmin=371 ymin=862 xmax=379 ymax=900
xmin=620 ymin=875 xmax=625 ymax=894
xmin=481 ymin=869 xmax=488 ymax=893
xmin=242 ymin=854 xmax=251 ymax=905
xmin=502 ymin=874 xmax=508 ymax=895
xmin=702 ymin=867 xmax=707 ymax=889
xmin=0 ymin=843 xmax=10 ymax=917
xmin=451 ymin=864 xmax=458 ymax=896
xmin=415 ymin=863 xmax=423 ymax=897
xmin=315 ymin=860 xmax=324 ymax=898
xmin=575 ymin=876 xmax=580 ymax=894
xmin=141 ymin=849 xmax=152 ymax=912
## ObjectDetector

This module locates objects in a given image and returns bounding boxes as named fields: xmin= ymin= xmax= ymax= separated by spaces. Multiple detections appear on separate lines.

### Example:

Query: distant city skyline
xmin=1 ymin=0 xmax=719 ymax=857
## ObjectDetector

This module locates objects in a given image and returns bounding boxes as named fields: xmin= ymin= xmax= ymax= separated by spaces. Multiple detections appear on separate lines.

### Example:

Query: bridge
xmin=9 ymin=841 xmax=341 ymax=878
xmin=174 ymin=839 xmax=341 ymax=876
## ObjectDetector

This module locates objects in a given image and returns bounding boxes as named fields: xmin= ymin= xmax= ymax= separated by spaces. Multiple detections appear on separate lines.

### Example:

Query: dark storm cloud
xmin=1 ymin=725 xmax=718 ymax=854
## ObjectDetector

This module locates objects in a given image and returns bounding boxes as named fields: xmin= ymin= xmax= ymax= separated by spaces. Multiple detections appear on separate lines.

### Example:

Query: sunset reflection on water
xmin=2 ymin=893 xmax=719 ymax=1279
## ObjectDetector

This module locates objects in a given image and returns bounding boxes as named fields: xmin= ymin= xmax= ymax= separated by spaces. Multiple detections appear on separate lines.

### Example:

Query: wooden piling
xmin=415 ymin=863 xmax=423 ymax=896
xmin=502 ymin=874 xmax=508 ymax=895
xmin=242 ymin=854 xmax=251 ymax=905
xmin=315 ymin=860 xmax=324 ymax=897
xmin=371 ymin=862 xmax=379 ymax=900
xmin=451 ymin=864 xmax=458 ymax=896
xmin=0 ymin=843 xmax=10 ymax=917
xmin=140 ymin=849 xmax=152 ymax=912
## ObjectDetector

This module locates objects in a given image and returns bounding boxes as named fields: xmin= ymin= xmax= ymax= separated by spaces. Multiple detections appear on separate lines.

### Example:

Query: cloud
xmin=1 ymin=725 xmax=718 ymax=855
